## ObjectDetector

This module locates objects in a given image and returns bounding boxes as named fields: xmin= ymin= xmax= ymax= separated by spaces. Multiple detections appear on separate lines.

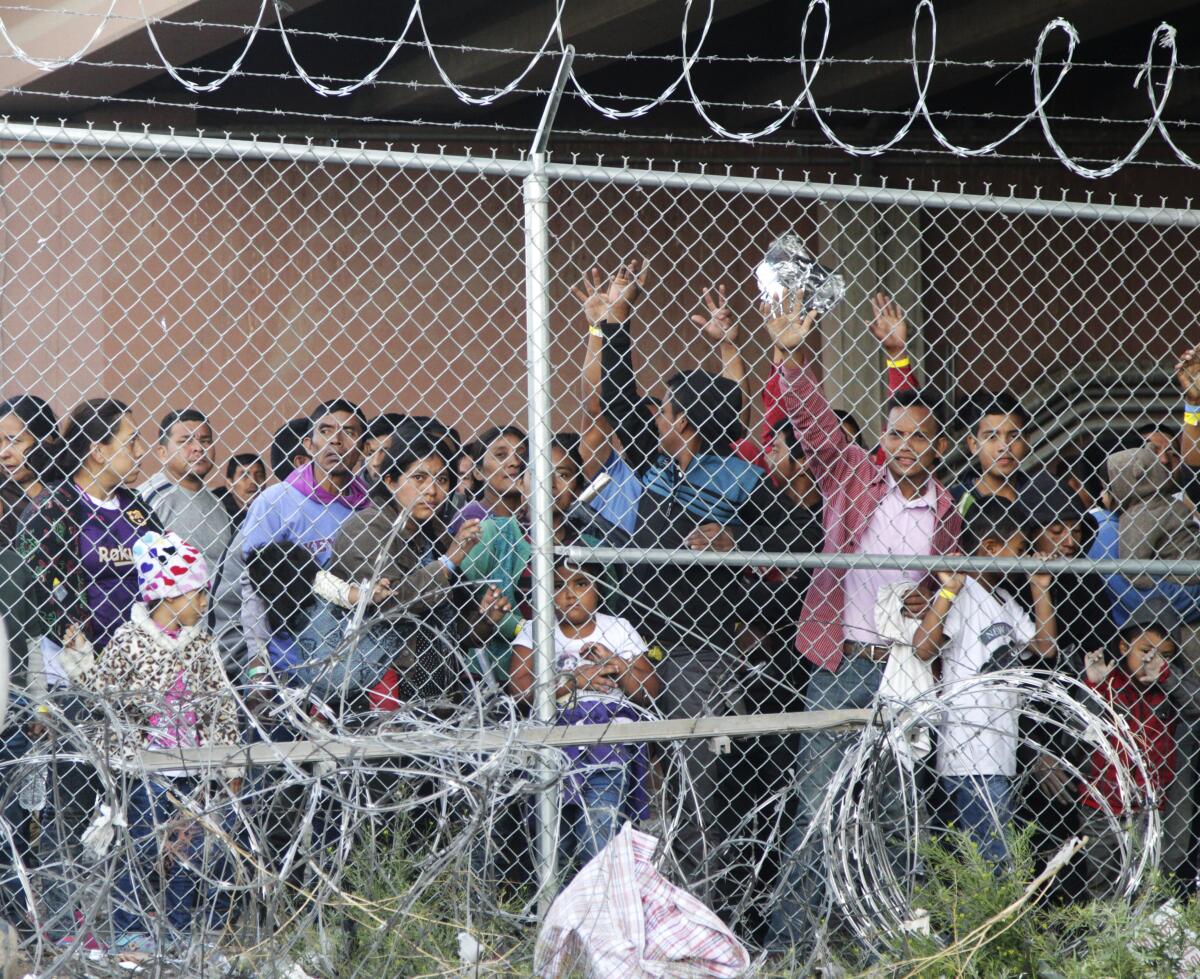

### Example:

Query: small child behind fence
xmin=914 ymin=497 xmax=1058 ymax=864
xmin=508 ymin=560 xmax=660 ymax=867
xmin=1079 ymin=600 xmax=1179 ymax=899
xmin=85 ymin=531 xmax=240 ymax=956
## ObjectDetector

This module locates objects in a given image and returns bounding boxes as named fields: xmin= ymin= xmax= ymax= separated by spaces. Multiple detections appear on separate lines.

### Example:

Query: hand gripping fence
xmin=0 ymin=113 xmax=1195 ymax=977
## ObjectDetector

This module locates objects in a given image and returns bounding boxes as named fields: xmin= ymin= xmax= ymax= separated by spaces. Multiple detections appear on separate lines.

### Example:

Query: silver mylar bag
xmin=755 ymin=234 xmax=846 ymax=315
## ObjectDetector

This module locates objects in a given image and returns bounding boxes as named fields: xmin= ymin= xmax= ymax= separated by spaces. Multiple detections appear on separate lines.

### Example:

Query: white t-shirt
xmin=513 ymin=613 xmax=646 ymax=707
xmin=936 ymin=576 xmax=1036 ymax=778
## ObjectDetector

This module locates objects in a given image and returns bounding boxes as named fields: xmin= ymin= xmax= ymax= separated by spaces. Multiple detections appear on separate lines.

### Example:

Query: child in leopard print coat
xmin=85 ymin=530 xmax=240 ymax=954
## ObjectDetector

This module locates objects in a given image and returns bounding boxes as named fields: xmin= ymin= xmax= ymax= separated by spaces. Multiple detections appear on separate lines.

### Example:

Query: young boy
xmin=138 ymin=409 xmax=234 ymax=576
xmin=508 ymin=560 xmax=660 ymax=867
xmin=1079 ymin=601 xmax=1180 ymax=898
xmin=914 ymin=497 xmax=1057 ymax=863
xmin=954 ymin=393 xmax=1032 ymax=517
xmin=86 ymin=531 xmax=240 ymax=954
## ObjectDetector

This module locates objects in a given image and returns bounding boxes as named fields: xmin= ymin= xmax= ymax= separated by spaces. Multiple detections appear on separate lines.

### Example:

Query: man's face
xmin=1144 ymin=430 xmax=1181 ymax=474
xmin=881 ymin=406 xmax=940 ymax=482
xmin=157 ymin=420 xmax=215 ymax=483
xmin=229 ymin=461 xmax=266 ymax=508
xmin=1033 ymin=520 xmax=1080 ymax=559
xmin=0 ymin=414 xmax=37 ymax=486
xmin=767 ymin=436 xmax=816 ymax=501
xmin=968 ymin=412 xmax=1028 ymax=481
xmin=655 ymin=400 xmax=686 ymax=457
xmin=306 ymin=411 xmax=364 ymax=480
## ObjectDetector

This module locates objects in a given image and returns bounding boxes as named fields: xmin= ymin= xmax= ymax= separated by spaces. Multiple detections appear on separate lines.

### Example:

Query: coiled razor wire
xmin=0 ymin=645 xmax=1163 ymax=978
xmin=756 ymin=668 xmax=1161 ymax=965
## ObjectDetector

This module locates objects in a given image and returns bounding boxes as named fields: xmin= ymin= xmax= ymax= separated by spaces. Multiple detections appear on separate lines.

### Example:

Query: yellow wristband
xmin=937 ymin=587 xmax=958 ymax=602
xmin=1185 ymin=410 xmax=1200 ymax=428
xmin=886 ymin=356 xmax=911 ymax=370
xmin=588 ymin=324 xmax=605 ymax=338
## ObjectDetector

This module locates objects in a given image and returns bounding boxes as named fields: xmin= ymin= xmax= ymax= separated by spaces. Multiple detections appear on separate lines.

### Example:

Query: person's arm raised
xmin=765 ymin=293 xmax=867 ymax=494
xmin=691 ymin=284 xmax=752 ymax=429
xmin=869 ymin=292 xmax=919 ymax=395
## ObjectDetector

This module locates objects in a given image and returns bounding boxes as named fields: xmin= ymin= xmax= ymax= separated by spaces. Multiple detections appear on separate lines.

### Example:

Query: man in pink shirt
xmin=763 ymin=293 xmax=961 ymax=951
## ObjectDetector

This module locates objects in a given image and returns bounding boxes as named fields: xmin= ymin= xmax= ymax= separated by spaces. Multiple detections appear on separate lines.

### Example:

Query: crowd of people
xmin=0 ymin=261 xmax=1197 ymax=956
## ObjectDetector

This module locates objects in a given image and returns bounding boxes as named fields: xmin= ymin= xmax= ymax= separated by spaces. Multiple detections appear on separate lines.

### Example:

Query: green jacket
xmin=458 ymin=517 xmax=609 ymax=684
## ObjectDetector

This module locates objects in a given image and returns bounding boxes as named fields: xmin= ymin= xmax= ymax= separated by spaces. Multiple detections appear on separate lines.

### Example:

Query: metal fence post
xmin=524 ymin=45 xmax=575 ymax=917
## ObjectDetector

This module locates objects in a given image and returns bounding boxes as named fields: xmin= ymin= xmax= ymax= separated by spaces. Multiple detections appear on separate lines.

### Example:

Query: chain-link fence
xmin=0 ymin=121 xmax=1198 ymax=976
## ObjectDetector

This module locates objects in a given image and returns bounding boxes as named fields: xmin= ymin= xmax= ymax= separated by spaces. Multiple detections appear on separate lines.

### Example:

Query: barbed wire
xmin=0 ymin=0 xmax=1193 ymax=174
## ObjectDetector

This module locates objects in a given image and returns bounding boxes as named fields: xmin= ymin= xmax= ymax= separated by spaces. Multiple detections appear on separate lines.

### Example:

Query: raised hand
xmin=1176 ymin=345 xmax=1200 ymax=402
xmin=1084 ymin=649 xmax=1115 ymax=685
xmin=869 ymin=292 xmax=909 ymax=358
xmin=690 ymin=284 xmax=739 ymax=345
xmin=761 ymin=292 xmax=819 ymax=352
xmin=571 ymin=260 xmax=648 ymax=326
xmin=606 ymin=259 xmax=647 ymax=324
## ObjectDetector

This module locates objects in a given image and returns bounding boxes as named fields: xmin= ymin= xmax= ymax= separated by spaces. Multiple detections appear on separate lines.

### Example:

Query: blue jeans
xmin=111 ymin=779 xmax=235 ymax=941
xmin=564 ymin=766 xmax=628 ymax=868
xmin=770 ymin=655 xmax=888 ymax=951
xmin=941 ymin=774 xmax=1013 ymax=865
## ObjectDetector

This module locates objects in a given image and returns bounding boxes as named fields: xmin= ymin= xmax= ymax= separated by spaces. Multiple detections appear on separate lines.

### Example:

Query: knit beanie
xmin=132 ymin=530 xmax=209 ymax=603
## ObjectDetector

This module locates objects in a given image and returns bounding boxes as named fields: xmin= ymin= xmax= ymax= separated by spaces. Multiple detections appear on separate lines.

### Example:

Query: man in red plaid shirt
xmin=765 ymin=292 xmax=962 ymax=951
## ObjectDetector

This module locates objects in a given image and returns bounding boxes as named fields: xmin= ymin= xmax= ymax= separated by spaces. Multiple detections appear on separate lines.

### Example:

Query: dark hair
xmin=1118 ymin=619 xmax=1176 ymax=645
xmin=368 ymin=412 xmax=409 ymax=442
xmin=884 ymin=388 xmax=944 ymax=435
xmin=378 ymin=424 xmax=451 ymax=482
xmin=554 ymin=556 xmax=605 ymax=582
xmin=1137 ymin=421 xmax=1181 ymax=439
xmin=225 ymin=452 xmax=264 ymax=482
xmin=308 ymin=398 xmax=367 ymax=438
xmin=270 ymin=418 xmax=312 ymax=482
xmin=961 ymin=496 xmax=1028 ymax=554
xmin=0 ymin=394 xmax=62 ymax=481
xmin=476 ymin=425 xmax=526 ymax=453
xmin=964 ymin=391 xmax=1029 ymax=436
xmin=462 ymin=439 xmax=484 ymax=464
xmin=664 ymin=370 xmax=745 ymax=451
xmin=832 ymin=408 xmax=863 ymax=446
xmin=158 ymin=408 xmax=211 ymax=444
xmin=61 ymin=398 xmax=131 ymax=475
xmin=769 ymin=418 xmax=803 ymax=459
xmin=246 ymin=542 xmax=319 ymax=634
xmin=552 ymin=432 xmax=583 ymax=471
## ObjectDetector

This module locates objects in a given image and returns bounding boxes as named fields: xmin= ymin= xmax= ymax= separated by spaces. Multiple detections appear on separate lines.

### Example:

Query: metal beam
xmin=135 ymin=708 xmax=874 ymax=772
xmin=351 ymin=0 xmax=769 ymax=117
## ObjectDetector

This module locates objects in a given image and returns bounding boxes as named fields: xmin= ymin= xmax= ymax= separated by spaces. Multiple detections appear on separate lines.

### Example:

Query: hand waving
xmin=690 ymin=284 xmax=739 ymax=345
xmin=571 ymin=260 xmax=648 ymax=326
xmin=869 ymin=293 xmax=909 ymax=358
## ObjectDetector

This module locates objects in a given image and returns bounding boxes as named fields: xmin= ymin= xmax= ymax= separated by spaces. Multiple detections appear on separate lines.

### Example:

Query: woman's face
xmin=480 ymin=434 xmax=524 ymax=501
xmin=0 ymin=413 xmax=37 ymax=486
xmin=95 ymin=414 xmax=146 ymax=483
xmin=389 ymin=455 xmax=451 ymax=522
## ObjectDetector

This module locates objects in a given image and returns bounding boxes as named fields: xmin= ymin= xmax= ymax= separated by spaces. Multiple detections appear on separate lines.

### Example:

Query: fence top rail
xmin=0 ymin=120 xmax=1195 ymax=229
